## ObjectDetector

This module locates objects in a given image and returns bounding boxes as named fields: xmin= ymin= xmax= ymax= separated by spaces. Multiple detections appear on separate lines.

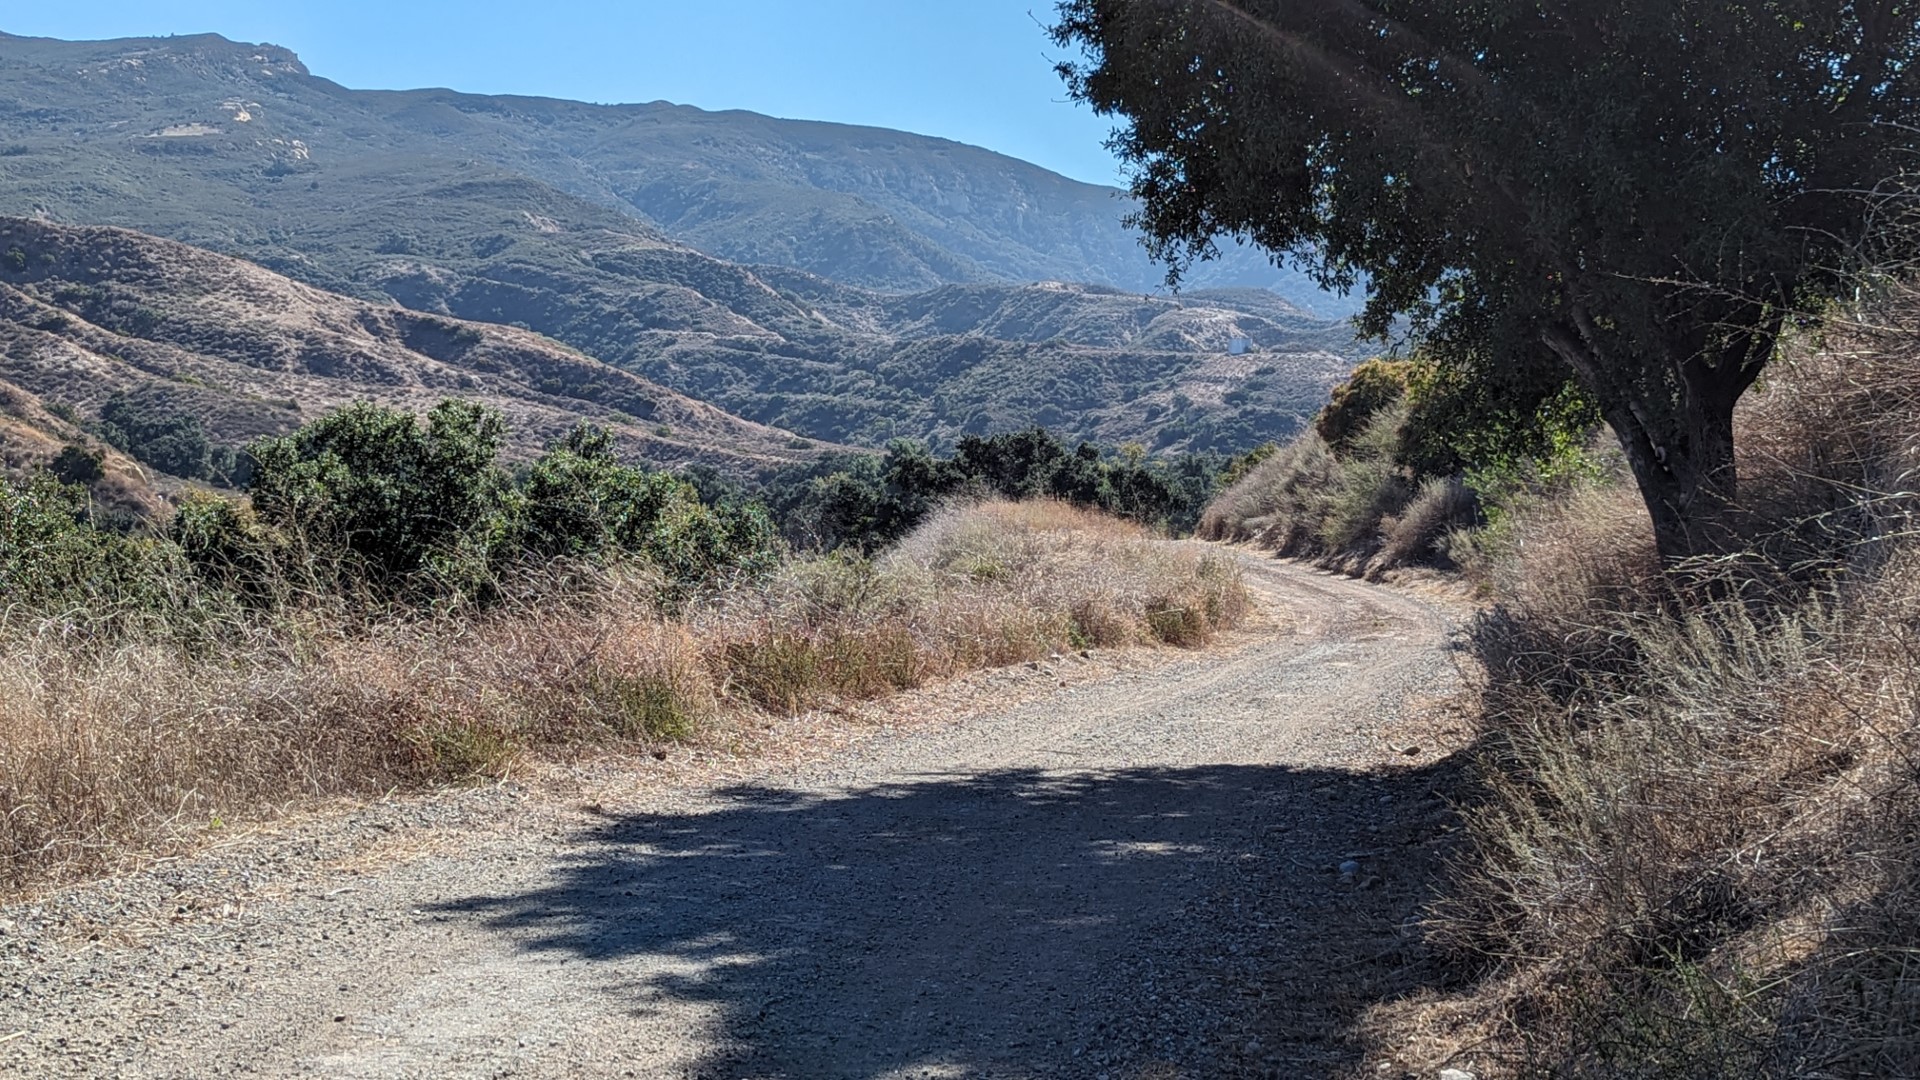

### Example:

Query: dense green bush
xmin=48 ymin=444 xmax=104 ymax=486
xmin=91 ymin=392 xmax=250 ymax=486
xmin=758 ymin=428 xmax=1227 ymax=552
xmin=96 ymin=392 xmax=213 ymax=480
xmin=245 ymin=400 xmax=517 ymax=597
xmin=1313 ymin=358 xmax=1411 ymax=450
xmin=1308 ymin=354 xmax=1601 ymax=483
xmin=223 ymin=402 xmax=776 ymax=604
xmin=0 ymin=400 xmax=788 ymax=623
xmin=230 ymin=403 xmax=785 ymax=603
xmin=520 ymin=422 xmax=780 ymax=586
xmin=167 ymin=490 xmax=296 ymax=603
xmin=0 ymin=472 xmax=184 ymax=619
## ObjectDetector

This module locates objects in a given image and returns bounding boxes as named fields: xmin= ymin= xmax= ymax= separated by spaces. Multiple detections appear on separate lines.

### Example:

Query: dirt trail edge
xmin=2 ymin=554 xmax=1468 ymax=1080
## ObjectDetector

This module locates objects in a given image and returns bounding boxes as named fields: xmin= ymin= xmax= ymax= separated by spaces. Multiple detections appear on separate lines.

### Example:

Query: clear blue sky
xmin=3 ymin=1 xmax=1127 ymax=186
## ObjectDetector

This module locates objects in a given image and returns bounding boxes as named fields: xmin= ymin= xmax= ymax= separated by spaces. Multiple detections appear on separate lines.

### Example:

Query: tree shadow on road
xmin=432 ymin=759 xmax=1466 ymax=1078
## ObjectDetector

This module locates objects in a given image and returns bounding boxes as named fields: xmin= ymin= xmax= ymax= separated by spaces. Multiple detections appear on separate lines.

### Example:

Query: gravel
xmin=1 ymin=554 xmax=1468 ymax=1079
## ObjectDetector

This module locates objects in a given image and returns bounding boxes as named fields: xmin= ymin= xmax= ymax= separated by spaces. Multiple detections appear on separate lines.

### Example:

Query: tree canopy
xmin=1052 ymin=0 xmax=1920 ymax=560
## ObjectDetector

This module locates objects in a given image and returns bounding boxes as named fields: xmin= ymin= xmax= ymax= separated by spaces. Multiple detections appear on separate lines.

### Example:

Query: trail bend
xmin=3 ymin=554 xmax=1466 ymax=1079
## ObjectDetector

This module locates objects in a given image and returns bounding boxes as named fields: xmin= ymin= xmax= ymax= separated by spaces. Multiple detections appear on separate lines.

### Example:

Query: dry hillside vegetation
xmin=0 ymin=216 xmax=820 ymax=500
xmin=1198 ymin=398 xmax=1479 ymax=580
xmin=1354 ymin=288 xmax=1920 ymax=1076
xmin=0 ymin=499 xmax=1246 ymax=894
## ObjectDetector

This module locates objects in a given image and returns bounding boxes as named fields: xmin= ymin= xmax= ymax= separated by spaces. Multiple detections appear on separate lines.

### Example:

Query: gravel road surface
xmin=2 ymin=554 xmax=1468 ymax=1079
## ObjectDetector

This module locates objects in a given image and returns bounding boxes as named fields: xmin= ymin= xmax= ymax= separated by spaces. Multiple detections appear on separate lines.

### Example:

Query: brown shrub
xmin=1392 ymin=285 xmax=1920 ymax=1077
xmin=1200 ymin=401 xmax=1475 ymax=575
xmin=1374 ymin=475 xmax=1478 ymax=576
xmin=0 ymin=499 xmax=1249 ymax=892
xmin=1424 ymin=580 xmax=1920 ymax=1078
xmin=1196 ymin=429 xmax=1343 ymax=543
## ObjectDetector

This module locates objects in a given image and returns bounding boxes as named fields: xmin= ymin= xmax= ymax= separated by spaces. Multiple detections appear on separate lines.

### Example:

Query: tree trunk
xmin=1600 ymin=395 xmax=1740 ymax=565
xmin=1543 ymin=321 xmax=1757 ymax=566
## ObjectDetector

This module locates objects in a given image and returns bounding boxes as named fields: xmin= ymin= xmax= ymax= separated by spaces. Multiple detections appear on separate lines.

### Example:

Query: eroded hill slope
xmin=0 ymin=216 xmax=819 ymax=510
xmin=0 ymin=31 xmax=1366 ymax=454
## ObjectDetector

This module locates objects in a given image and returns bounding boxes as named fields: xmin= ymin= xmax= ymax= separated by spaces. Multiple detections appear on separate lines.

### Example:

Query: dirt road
xmin=2 ymin=555 xmax=1466 ymax=1079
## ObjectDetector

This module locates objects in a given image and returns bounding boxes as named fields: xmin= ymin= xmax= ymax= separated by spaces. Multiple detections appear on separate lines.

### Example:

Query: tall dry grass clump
xmin=1401 ymin=282 xmax=1920 ymax=1077
xmin=0 ymin=499 xmax=1246 ymax=893
xmin=1197 ymin=401 xmax=1474 ymax=576
xmin=1198 ymin=428 xmax=1346 ymax=542
xmin=698 ymin=500 xmax=1248 ymax=712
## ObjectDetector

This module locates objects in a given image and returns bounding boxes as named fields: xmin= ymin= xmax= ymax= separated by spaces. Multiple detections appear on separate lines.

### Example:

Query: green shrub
xmin=758 ymin=429 xmax=1228 ymax=552
xmin=519 ymin=423 xmax=782 ymax=588
xmin=1400 ymin=360 xmax=1602 ymax=481
xmin=1314 ymin=357 xmax=1411 ymax=449
xmin=48 ymin=444 xmax=103 ymax=486
xmin=168 ymin=491 xmax=298 ymax=602
xmin=246 ymin=400 xmax=517 ymax=597
xmin=97 ymin=392 xmax=213 ymax=480
xmin=4 ymin=400 xmax=789 ymax=624
xmin=0 ymin=472 xmax=185 ymax=622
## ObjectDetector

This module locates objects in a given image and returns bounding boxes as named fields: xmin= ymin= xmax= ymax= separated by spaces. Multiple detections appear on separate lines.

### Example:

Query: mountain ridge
xmin=0 ymin=30 xmax=1367 ymax=458
xmin=0 ymin=29 xmax=1349 ymax=306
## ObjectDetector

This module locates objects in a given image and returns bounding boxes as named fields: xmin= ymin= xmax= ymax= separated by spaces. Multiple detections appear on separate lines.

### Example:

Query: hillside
xmin=0 ymin=31 xmax=1365 ymax=455
xmin=0 ymin=216 xmax=820 ymax=511
xmin=0 ymin=30 xmax=1348 ymax=306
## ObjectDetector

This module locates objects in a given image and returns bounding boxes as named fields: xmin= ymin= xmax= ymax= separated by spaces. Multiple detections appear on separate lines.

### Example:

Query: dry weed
xmin=1198 ymin=402 xmax=1476 ymax=574
xmin=1388 ymin=284 xmax=1920 ymax=1077
xmin=1375 ymin=475 xmax=1476 ymax=577
xmin=0 ymin=499 xmax=1248 ymax=893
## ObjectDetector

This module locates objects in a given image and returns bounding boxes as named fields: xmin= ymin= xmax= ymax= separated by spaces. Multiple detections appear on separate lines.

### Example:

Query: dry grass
xmin=1377 ymin=475 xmax=1477 ymax=577
xmin=1197 ymin=427 xmax=1345 ymax=543
xmin=1375 ymin=286 xmax=1920 ymax=1078
xmin=1198 ymin=401 xmax=1478 ymax=576
xmin=0 ymin=498 xmax=1247 ymax=893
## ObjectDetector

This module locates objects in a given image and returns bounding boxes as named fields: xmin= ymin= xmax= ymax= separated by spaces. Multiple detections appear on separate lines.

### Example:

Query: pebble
xmin=0 ymin=556 xmax=1465 ymax=1079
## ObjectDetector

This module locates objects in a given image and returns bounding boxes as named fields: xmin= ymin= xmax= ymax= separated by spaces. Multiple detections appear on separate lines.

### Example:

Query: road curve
xmin=3 ymin=554 xmax=1466 ymax=1079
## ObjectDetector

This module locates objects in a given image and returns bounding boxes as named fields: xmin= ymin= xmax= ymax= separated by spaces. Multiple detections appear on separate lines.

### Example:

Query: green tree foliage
xmin=97 ymin=392 xmax=212 ymax=481
xmin=167 ymin=490 xmax=294 ymax=603
xmin=0 ymin=472 xmax=98 ymax=606
xmin=1053 ymin=1 xmax=1920 ymax=560
xmin=1402 ymin=363 xmax=1602 ymax=484
xmin=520 ymin=422 xmax=780 ymax=585
xmin=0 ymin=472 xmax=179 ymax=616
xmin=1312 ymin=355 xmax=1603 ymax=481
xmin=5 ymin=403 xmax=788 ymax=621
xmin=223 ymin=405 xmax=779 ymax=602
xmin=48 ymin=443 xmax=104 ymax=486
xmin=761 ymin=428 xmax=1225 ymax=551
xmin=246 ymin=400 xmax=516 ymax=594
xmin=1315 ymin=359 xmax=1412 ymax=451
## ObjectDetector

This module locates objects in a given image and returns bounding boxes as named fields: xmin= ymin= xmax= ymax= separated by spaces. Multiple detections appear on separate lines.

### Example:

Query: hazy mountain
xmin=0 ymin=31 xmax=1367 ymax=455
xmin=0 ymin=30 xmax=1351 ymax=305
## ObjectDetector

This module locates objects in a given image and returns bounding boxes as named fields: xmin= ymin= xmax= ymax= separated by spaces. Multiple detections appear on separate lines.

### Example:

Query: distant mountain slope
xmin=0 ymin=216 xmax=819 ymax=510
xmin=0 ymin=30 xmax=1352 ymax=307
xmin=0 ymin=31 xmax=1367 ymax=455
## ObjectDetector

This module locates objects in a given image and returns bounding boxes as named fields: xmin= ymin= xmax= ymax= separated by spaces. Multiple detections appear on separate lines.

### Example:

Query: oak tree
xmin=1053 ymin=0 xmax=1920 ymax=560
